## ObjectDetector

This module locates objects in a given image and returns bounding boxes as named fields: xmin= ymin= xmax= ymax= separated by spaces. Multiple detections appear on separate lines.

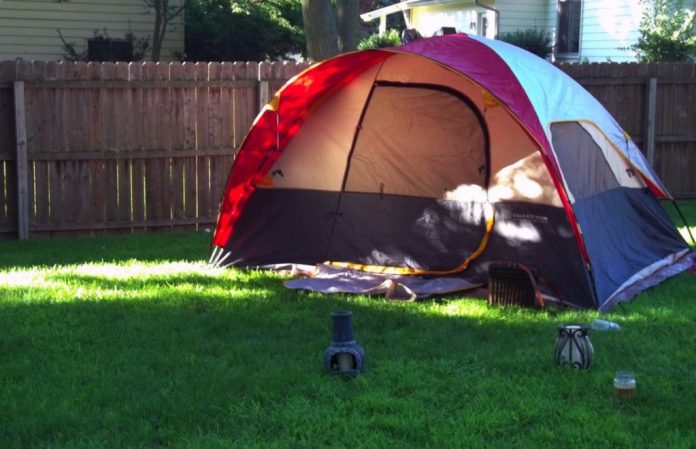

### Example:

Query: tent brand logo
xmin=511 ymin=213 xmax=549 ymax=224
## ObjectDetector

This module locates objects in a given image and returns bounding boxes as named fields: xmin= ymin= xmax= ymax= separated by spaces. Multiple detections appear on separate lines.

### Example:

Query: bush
xmin=498 ymin=28 xmax=552 ymax=58
xmin=357 ymin=29 xmax=401 ymax=50
xmin=632 ymin=0 xmax=696 ymax=62
xmin=57 ymin=28 xmax=149 ymax=62
xmin=184 ymin=0 xmax=305 ymax=61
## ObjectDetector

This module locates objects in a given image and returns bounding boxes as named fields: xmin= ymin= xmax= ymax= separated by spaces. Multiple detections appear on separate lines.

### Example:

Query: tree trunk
xmin=336 ymin=0 xmax=360 ymax=53
xmin=151 ymin=0 xmax=165 ymax=61
xmin=301 ymin=0 xmax=338 ymax=61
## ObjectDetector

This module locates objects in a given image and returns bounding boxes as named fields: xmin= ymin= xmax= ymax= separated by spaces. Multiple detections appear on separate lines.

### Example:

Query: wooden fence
xmin=0 ymin=60 xmax=694 ymax=239
xmin=0 ymin=60 xmax=309 ymax=239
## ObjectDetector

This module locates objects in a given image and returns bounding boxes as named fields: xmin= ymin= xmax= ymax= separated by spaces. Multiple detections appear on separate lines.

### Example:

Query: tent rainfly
xmin=211 ymin=34 xmax=694 ymax=311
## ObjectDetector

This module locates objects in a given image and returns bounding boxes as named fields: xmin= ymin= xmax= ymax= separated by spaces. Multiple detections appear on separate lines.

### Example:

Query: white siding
xmin=411 ymin=3 xmax=481 ymax=37
xmin=578 ymin=0 xmax=642 ymax=62
xmin=0 ymin=0 xmax=184 ymax=61
xmin=496 ymin=0 xmax=554 ymax=34
xmin=557 ymin=0 xmax=694 ymax=62
xmin=411 ymin=1 xmax=556 ymax=41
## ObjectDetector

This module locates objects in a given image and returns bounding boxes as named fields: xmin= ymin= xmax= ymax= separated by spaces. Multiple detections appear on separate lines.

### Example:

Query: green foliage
xmin=498 ymin=28 xmax=552 ymax=58
xmin=57 ymin=29 xmax=87 ymax=62
xmin=633 ymin=0 xmax=696 ymax=62
xmin=57 ymin=28 xmax=150 ymax=62
xmin=184 ymin=0 xmax=305 ymax=61
xmin=356 ymin=28 xmax=401 ymax=50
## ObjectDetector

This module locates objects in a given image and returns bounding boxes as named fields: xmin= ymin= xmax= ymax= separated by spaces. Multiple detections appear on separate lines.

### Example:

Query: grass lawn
xmin=0 ymin=202 xmax=694 ymax=449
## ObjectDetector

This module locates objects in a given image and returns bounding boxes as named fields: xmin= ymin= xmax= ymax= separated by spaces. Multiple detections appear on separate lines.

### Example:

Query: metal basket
xmin=488 ymin=261 xmax=544 ymax=308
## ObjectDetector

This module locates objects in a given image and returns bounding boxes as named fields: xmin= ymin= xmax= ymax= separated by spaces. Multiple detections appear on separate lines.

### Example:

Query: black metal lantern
xmin=554 ymin=325 xmax=594 ymax=369
xmin=324 ymin=311 xmax=365 ymax=375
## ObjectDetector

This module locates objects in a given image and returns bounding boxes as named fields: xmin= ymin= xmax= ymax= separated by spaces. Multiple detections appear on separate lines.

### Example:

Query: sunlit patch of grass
xmin=677 ymin=226 xmax=695 ymax=246
xmin=667 ymin=199 xmax=696 ymax=248
xmin=0 ymin=262 xmax=232 ymax=303
xmin=439 ymin=299 xmax=491 ymax=318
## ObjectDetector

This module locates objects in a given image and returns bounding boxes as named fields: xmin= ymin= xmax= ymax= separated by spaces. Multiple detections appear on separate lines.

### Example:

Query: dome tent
xmin=211 ymin=34 xmax=693 ymax=311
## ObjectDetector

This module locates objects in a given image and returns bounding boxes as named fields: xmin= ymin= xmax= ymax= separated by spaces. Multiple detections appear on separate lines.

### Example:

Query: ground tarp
xmin=283 ymin=264 xmax=483 ymax=301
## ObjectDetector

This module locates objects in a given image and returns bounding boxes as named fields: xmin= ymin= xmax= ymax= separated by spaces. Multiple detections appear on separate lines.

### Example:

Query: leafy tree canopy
xmin=184 ymin=0 xmax=305 ymax=61
xmin=633 ymin=0 xmax=696 ymax=62
xmin=356 ymin=28 xmax=401 ymax=50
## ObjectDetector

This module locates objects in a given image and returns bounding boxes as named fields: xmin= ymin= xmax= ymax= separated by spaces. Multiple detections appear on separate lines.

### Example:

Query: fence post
xmin=258 ymin=80 xmax=269 ymax=111
xmin=258 ymin=62 xmax=270 ymax=112
xmin=13 ymin=81 xmax=29 ymax=240
xmin=643 ymin=77 xmax=657 ymax=165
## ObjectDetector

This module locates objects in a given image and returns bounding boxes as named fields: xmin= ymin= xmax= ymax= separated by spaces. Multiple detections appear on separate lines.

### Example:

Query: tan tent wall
xmin=268 ymin=52 xmax=562 ymax=207
xmin=489 ymin=152 xmax=563 ymax=207
xmin=268 ymin=63 xmax=382 ymax=191
xmin=376 ymin=54 xmax=542 ymax=179
xmin=345 ymin=85 xmax=486 ymax=198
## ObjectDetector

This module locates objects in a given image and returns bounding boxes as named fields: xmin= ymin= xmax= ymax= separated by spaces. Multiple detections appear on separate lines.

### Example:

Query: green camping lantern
xmin=324 ymin=311 xmax=364 ymax=375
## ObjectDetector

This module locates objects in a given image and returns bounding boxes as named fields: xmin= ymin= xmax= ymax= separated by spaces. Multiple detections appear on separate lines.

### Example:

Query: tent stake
xmin=214 ymin=250 xmax=232 ymax=268
xmin=208 ymin=246 xmax=221 ymax=266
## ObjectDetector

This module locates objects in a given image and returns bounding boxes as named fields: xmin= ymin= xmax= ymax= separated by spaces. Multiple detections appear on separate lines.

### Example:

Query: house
xmin=0 ymin=0 xmax=184 ymax=62
xmin=361 ymin=0 xmax=694 ymax=62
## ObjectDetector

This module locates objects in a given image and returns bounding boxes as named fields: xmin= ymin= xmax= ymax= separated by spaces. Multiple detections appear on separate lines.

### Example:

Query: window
xmin=557 ymin=0 xmax=581 ymax=54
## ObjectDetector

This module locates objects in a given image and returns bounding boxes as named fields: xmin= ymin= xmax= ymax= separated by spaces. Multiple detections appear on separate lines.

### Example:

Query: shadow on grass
xmin=0 ymin=231 xmax=212 ymax=269
xmin=0 ymin=270 xmax=695 ymax=449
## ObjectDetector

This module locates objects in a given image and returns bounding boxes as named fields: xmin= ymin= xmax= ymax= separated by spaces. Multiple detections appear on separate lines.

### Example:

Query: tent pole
xmin=672 ymin=200 xmax=695 ymax=245
xmin=324 ymin=63 xmax=386 ymax=260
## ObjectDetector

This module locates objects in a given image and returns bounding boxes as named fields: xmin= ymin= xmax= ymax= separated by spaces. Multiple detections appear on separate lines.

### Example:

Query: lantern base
xmin=324 ymin=344 xmax=365 ymax=375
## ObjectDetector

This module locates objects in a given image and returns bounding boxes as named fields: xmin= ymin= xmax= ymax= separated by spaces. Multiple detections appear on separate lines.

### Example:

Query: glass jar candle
xmin=613 ymin=371 xmax=636 ymax=400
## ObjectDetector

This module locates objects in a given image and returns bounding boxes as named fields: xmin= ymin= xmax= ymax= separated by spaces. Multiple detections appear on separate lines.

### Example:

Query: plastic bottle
xmin=591 ymin=318 xmax=621 ymax=331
